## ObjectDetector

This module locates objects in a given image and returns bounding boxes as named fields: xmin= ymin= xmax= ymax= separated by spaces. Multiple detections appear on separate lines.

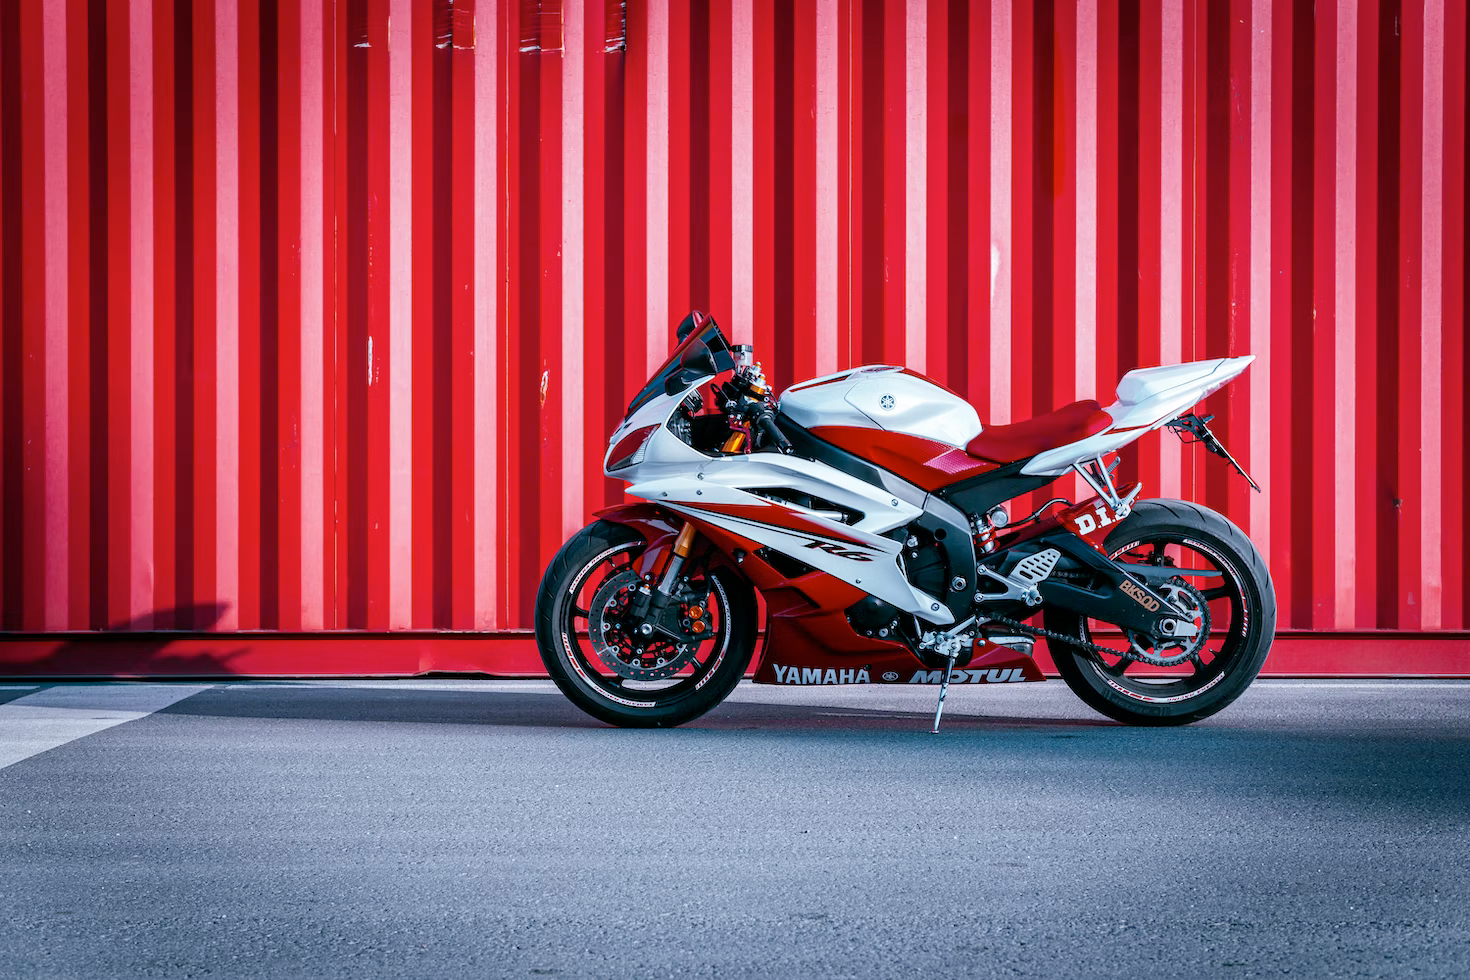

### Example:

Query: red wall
xmin=1 ymin=0 xmax=1466 ymax=675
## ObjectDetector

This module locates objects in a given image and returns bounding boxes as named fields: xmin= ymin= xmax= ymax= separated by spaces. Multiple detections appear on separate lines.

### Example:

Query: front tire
xmin=534 ymin=520 xmax=757 ymax=728
xmin=1043 ymin=499 xmax=1276 ymax=726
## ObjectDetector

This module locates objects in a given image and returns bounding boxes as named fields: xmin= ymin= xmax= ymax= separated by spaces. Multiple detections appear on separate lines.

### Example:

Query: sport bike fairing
xmin=605 ymin=322 xmax=948 ymax=623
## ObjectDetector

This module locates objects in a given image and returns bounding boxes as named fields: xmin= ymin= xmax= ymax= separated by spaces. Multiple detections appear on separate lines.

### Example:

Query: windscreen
xmin=623 ymin=320 xmax=736 ymax=418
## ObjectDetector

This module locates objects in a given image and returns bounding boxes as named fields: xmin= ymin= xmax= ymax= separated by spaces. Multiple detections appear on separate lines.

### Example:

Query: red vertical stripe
xmin=750 ymin=0 xmax=774 ymax=372
xmin=989 ymin=0 xmax=1012 ymax=423
xmin=1418 ymin=0 xmax=1445 ymax=629
xmin=814 ymin=0 xmax=838 ymax=377
xmin=216 ymin=0 xmax=241 ymax=632
xmin=1170 ymin=0 xmax=1191 ymax=497
xmin=1355 ymin=0 xmax=1382 ymax=627
xmin=299 ymin=0 xmax=326 ymax=630
xmin=789 ymin=1 xmax=819 ymax=389
xmin=964 ymin=0 xmax=991 ymax=409
xmin=387 ymin=0 xmax=413 ymax=629
xmin=1441 ymin=0 xmax=1467 ymax=628
xmin=237 ymin=0 xmax=261 ymax=630
xmin=273 ymin=0 xmax=304 ymax=631
xmin=924 ymin=0 xmax=948 ymax=388
xmin=1010 ymin=0 xmax=1034 ymax=426
xmin=104 ymin=0 xmax=133 ymax=629
xmin=1395 ymin=0 xmax=1428 ymax=628
xmin=1309 ymin=0 xmax=1339 ymax=628
xmin=730 ymin=0 xmax=753 ymax=348
xmin=881 ymin=0 xmax=904 ymax=367
xmin=1247 ymin=0 xmax=1274 ymax=562
xmin=43 ymin=0 xmax=70 ymax=630
xmin=561 ymin=0 xmax=586 ymax=547
xmin=408 ymin=0 xmax=433 ymax=629
xmin=448 ymin=0 xmax=477 ymax=628
xmin=19 ymin=0 xmax=48 ymax=629
xmin=151 ymin=0 xmax=176 ymax=628
xmin=902 ymin=0 xmax=924 ymax=375
xmin=472 ymin=0 xmax=501 ymax=629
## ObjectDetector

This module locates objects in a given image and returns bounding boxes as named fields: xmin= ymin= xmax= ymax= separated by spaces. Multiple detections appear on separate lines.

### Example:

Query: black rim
xmin=1071 ymin=532 xmax=1252 ymax=705
xmin=558 ymin=541 xmax=733 ymax=708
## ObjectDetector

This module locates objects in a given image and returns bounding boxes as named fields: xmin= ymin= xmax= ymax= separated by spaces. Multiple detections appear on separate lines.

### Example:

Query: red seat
xmin=965 ymin=400 xmax=1114 ymax=464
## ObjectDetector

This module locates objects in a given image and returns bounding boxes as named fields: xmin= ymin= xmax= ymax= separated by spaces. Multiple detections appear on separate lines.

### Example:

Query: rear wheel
xmin=1043 ymin=499 xmax=1276 ymax=726
xmin=534 ymin=520 xmax=757 ymax=728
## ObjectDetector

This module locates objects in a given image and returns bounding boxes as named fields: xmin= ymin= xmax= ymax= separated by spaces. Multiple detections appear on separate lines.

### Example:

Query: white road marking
xmin=0 ymin=684 xmax=212 ymax=771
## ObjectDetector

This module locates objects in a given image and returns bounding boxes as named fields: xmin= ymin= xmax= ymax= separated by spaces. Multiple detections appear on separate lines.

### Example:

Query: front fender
xmin=592 ymin=503 xmax=683 ymax=581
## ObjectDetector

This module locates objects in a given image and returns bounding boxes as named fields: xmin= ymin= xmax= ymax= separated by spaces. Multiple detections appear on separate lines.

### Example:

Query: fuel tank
xmin=778 ymin=366 xmax=983 ymax=448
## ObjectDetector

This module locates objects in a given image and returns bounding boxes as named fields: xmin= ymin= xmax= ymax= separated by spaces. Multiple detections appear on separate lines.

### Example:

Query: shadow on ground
xmin=158 ymin=683 xmax=1124 ymax=732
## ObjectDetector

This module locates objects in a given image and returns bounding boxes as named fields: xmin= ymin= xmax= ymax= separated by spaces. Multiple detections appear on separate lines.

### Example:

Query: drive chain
xmin=983 ymin=613 xmax=1186 ymax=668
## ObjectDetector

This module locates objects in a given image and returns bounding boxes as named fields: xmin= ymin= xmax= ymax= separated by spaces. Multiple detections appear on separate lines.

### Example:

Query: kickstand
xmin=929 ymin=654 xmax=959 ymax=734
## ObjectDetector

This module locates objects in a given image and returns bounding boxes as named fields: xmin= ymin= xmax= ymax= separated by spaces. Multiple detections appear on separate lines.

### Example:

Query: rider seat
xmin=965 ymin=399 xmax=1114 ymax=465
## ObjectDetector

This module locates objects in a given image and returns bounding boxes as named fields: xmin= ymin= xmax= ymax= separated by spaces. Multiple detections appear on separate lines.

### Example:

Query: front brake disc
xmin=588 ymin=568 xmax=699 ymax=681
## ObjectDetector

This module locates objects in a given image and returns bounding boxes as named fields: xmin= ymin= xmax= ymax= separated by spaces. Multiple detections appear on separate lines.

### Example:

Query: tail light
xmin=607 ymin=424 xmax=659 ymax=471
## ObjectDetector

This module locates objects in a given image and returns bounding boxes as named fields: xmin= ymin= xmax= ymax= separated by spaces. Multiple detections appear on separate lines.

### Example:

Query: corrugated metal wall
xmin=1 ymin=1 xmax=1466 ymax=667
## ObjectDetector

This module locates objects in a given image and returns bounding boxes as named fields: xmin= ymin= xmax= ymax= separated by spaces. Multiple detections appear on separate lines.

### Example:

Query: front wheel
xmin=1043 ymin=499 xmax=1276 ymax=726
xmin=534 ymin=520 xmax=757 ymax=728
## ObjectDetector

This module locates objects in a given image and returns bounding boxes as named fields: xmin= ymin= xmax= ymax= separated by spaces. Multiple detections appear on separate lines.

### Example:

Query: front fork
xmin=627 ymin=431 xmax=747 ymax=634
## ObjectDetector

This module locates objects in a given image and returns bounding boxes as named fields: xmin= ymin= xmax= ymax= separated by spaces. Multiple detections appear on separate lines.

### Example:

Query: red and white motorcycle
xmin=535 ymin=312 xmax=1275 ymax=731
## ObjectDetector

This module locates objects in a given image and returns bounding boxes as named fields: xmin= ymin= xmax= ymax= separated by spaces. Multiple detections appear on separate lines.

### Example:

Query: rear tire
xmin=1043 ymin=499 xmax=1276 ymax=726
xmin=534 ymin=520 xmax=757 ymax=728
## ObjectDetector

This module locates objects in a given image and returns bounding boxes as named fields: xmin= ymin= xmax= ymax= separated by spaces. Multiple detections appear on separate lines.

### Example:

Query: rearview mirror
xmin=675 ymin=310 xmax=705 ymax=343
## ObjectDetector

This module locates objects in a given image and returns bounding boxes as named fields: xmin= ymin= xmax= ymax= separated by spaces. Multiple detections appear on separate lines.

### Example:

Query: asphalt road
xmin=2 ymin=678 xmax=1468 ymax=980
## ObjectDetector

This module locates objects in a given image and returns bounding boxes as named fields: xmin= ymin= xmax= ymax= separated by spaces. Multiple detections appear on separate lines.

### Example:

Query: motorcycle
xmin=534 ymin=311 xmax=1276 ymax=731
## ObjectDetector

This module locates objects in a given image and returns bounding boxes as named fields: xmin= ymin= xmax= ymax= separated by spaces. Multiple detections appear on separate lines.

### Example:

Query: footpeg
xmin=983 ymin=633 xmax=1035 ymax=656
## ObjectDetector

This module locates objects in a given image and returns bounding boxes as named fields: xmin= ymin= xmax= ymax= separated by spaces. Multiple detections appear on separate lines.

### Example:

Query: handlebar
xmin=753 ymin=409 xmax=792 ymax=454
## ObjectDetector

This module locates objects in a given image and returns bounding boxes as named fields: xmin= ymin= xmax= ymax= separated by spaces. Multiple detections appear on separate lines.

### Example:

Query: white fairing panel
xmin=1021 ymin=355 xmax=1254 ymax=475
xmin=779 ymin=366 xmax=983 ymax=447
xmin=603 ymin=359 xmax=953 ymax=624
xmin=628 ymin=469 xmax=950 ymax=622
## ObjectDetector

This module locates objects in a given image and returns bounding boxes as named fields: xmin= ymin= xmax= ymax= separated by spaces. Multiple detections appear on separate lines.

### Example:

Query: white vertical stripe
xmin=646 ymin=0 xmax=670 ymax=373
xmin=1421 ymin=0 xmax=1445 ymax=627
xmin=1159 ymin=0 xmax=1184 ymax=501
xmin=388 ymin=0 xmax=413 ymax=628
xmin=730 ymin=0 xmax=754 ymax=347
xmin=1248 ymin=0 xmax=1273 ymax=556
xmin=474 ymin=3 xmax=499 ymax=630
xmin=215 ymin=0 xmax=240 ymax=631
xmin=814 ymin=0 xmax=839 ymax=375
xmin=299 ymin=0 xmax=325 ymax=629
xmin=904 ymin=0 xmax=926 ymax=374
xmin=130 ymin=0 xmax=154 ymax=628
xmin=989 ymin=0 xmax=1012 ymax=424
xmin=561 ymin=0 xmax=585 ymax=539
xmin=1075 ymin=0 xmax=1098 ymax=401
xmin=42 ymin=1 xmax=68 ymax=629
xmin=1333 ymin=0 xmax=1357 ymax=626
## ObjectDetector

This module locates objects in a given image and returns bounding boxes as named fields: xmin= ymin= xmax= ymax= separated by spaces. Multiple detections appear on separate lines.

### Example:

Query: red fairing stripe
xmin=808 ymin=426 xmax=998 ymax=491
